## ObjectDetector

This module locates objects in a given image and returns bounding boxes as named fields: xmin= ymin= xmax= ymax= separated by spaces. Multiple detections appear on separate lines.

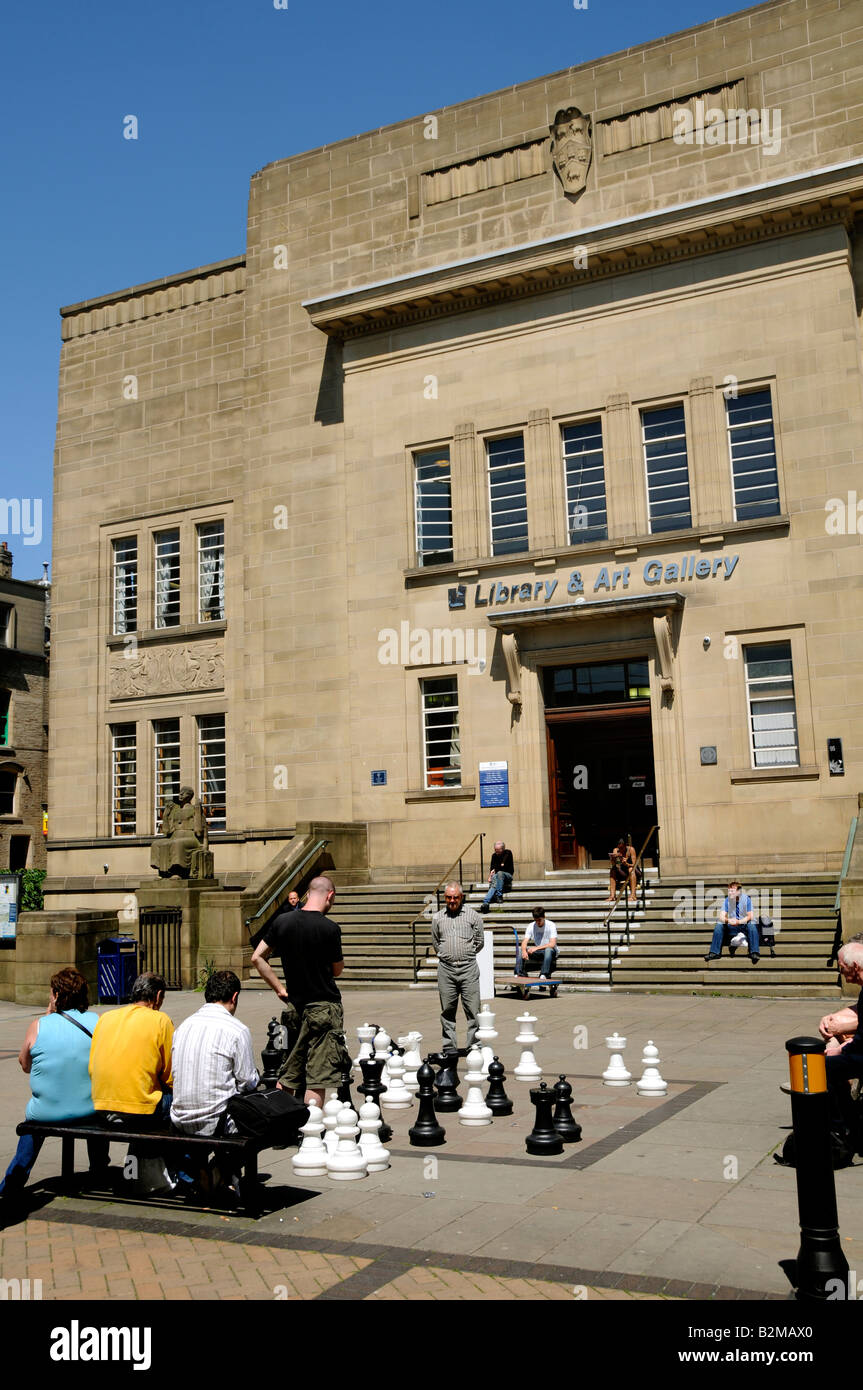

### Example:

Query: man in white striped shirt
xmin=170 ymin=971 xmax=260 ymax=1138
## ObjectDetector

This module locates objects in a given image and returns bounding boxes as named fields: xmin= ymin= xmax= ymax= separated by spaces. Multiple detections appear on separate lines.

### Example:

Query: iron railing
xmin=138 ymin=907 xmax=182 ymax=989
xmin=244 ymin=836 xmax=330 ymax=934
xmin=829 ymin=802 xmax=860 ymax=967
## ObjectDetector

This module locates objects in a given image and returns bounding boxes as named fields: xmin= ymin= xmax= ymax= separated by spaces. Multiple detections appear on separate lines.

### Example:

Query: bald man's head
xmin=305 ymin=875 xmax=336 ymax=913
xmin=839 ymin=941 xmax=863 ymax=972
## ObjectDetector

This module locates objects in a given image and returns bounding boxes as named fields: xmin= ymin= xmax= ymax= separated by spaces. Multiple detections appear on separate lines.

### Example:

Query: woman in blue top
xmin=0 ymin=967 xmax=108 ymax=1203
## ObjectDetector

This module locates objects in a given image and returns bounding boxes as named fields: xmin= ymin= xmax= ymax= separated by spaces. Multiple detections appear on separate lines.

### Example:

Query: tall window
xmin=112 ymin=537 xmax=138 ymax=634
xmin=0 ymin=691 xmax=9 ymax=745
xmin=153 ymin=719 xmax=181 ymax=831
xmin=414 ymin=449 xmax=453 ymax=566
xmin=198 ymin=714 xmax=226 ymax=830
xmin=0 ymin=603 xmax=11 ymax=647
xmin=422 ymin=678 xmax=461 ymax=789
xmin=197 ymin=522 xmax=225 ymax=622
xmin=726 ymin=389 xmax=780 ymax=521
xmin=562 ymin=420 xmax=608 ymax=544
xmin=744 ymin=642 xmax=799 ymax=767
xmin=642 ymin=405 xmax=692 ymax=533
xmin=0 ymin=771 xmax=16 ymax=816
xmin=154 ymin=530 xmax=181 ymax=628
xmin=111 ymin=724 xmax=137 ymax=837
xmin=487 ymin=434 xmax=528 ymax=556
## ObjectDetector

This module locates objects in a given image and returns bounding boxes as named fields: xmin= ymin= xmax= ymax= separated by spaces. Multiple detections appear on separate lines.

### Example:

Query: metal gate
xmin=138 ymin=908 xmax=183 ymax=989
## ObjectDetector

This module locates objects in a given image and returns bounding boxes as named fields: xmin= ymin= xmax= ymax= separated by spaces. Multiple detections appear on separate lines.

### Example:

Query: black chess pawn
xmin=485 ymin=1057 xmax=513 ymax=1116
xmin=552 ymin=1075 xmax=582 ymax=1143
xmin=358 ymin=1056 xmax=393 ymax=1143
xmin=408 ymin=1059 xmax=446 ymax=1147
xmin=430 ymin=1051 xmax=462 ymax=1112
xmin=337 ymin=1067 xmax=356 ymax=1113
xmin=259 ymin=1018 xmax=283 ymax=1090
xmin=526 ymin=1082 xmax=564 ymax=1156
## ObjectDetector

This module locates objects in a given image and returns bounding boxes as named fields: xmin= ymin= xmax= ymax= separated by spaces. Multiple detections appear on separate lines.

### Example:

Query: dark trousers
xmin=1 ymin=1120 xmax=109 ymax=1199
xmin=826 ymin=1049 xmax=863 ymax=1142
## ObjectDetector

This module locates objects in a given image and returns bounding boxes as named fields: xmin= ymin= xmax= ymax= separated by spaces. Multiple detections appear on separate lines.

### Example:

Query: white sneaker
xmin=539 ymin=974 xmax=548 ymax=981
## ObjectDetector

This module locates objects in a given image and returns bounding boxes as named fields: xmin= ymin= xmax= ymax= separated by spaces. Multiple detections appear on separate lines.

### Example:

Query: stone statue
xmin=150 ymin=786 xmax=214 ymax=880
xmin=550 ymin=106 xmax=592 ymax=195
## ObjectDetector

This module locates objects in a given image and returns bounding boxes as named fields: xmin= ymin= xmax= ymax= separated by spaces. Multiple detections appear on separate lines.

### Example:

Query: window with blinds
xmin=198 ymin=714 xmax=226 ymax=830
xmin=111 ymin=724 xmax=137 ymax=836
xmin=154 ymin=530 xmax=181 ymax=628
xmin=642 ymin=404 xmax=692 ymax=534
xmin=422 ymin=678 xmax=461 ymax=789
xmin=414 ymin=449 xmax=453 ymax=567
xmin=726 ymin=389 xmax=780 ymax=522
xmin=487 ymin=434 xmax=528 ymax=556
xmin=112 ymin=537 xmax=138 ymax=635
xmin=744 ymin=642 xmax=799 ymax=767
xmin=197 ymin=522 xmax=225 ymax=622
xmin=153 ymin=719 xmax=181 ymax=832
xmin=562 ymin=419 xmax=608 ymax=544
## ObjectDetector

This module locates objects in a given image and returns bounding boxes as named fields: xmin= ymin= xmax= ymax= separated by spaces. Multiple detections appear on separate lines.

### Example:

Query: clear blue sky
xmin=0 ymin=0 xmax=744 ymax=572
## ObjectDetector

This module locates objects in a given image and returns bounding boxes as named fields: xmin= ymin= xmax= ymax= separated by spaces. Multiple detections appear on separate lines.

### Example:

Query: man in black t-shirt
xmin=479 ymin=841 xmax=515 ymax=912
xmin=251 ymin=875 xmax=349 ymax=1106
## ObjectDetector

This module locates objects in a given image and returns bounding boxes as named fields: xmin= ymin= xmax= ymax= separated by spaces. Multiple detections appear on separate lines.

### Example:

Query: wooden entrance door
xmin=547 ymin=705 xmax=655 ymax=869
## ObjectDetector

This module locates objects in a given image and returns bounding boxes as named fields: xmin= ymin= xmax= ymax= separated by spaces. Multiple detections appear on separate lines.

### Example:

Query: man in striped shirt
xmin=170 ymin=970 xmax=260 ymax=1138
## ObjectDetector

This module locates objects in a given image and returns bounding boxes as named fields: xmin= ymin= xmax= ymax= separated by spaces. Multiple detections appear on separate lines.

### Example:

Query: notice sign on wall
xmin=0 ymin=875 xmax=19 ymax=940
xmin=479 ymin=761 xmax=509 ymax=808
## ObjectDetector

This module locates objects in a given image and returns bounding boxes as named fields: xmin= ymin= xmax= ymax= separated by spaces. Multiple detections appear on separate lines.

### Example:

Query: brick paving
xmin=365 ymin=1266 xmax=670 ymax=1300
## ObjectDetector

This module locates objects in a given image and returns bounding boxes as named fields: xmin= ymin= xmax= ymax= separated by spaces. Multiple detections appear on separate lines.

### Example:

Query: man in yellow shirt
xmin=90 ymin=973 xmax=173 ymax=1130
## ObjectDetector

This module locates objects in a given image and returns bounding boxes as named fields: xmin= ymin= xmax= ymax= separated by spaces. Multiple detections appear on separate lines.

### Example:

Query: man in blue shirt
xmin=704 ymin=880 xmax=760 ymax=965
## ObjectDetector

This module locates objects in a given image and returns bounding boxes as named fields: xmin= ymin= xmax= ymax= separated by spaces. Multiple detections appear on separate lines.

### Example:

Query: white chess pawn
xmin=514 ymin=1043 xmax=542 ymax=1080
xmin=458 ymin=1047 xmax=493 ymax=1126
xmin=322 ymin=1089 xmax=343 ymax=1151
xmin=515 ymin=1012 xmax=539 ymax=1045
xmin=637 ymin=1041 xmax=667 ymax=1096
xmin=326 ymin=1107 xmax=368 ymax=1181
xmin=400 ymin=1032 xmax=423 ymax=1093
xmin=354 ymin=1023 xmax=377 ymax=1071
xmin=292 ymin=1103 xmax=328 ymax=1178
xmin=358 ymin=1099 xmax=391 ymax=1171
xmin=380 ymin=1050 xmax=413 ymax=1109
xmin=602 ymin=1033 xmax=631 ymax=1087
xmin=476 ymin=1004 xmax=498 ymax=1075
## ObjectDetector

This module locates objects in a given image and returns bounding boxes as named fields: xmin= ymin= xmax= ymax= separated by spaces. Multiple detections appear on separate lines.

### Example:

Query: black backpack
xmin=226 ymin=1088 xmax=309 ymax=1144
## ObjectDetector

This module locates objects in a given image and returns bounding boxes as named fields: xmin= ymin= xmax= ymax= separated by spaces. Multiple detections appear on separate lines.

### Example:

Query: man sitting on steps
xmin=703 ymin=880 xmax=760 ymax=966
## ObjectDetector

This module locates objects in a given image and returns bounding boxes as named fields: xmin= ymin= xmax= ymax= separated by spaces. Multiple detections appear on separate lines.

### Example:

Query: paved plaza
xmin=2 ymin=987 xmax=861 ymax=1301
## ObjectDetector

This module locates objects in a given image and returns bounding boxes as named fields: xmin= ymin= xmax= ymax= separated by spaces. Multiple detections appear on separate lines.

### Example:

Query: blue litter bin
xmin=97 ymin=935 xmax=138 ymax=1004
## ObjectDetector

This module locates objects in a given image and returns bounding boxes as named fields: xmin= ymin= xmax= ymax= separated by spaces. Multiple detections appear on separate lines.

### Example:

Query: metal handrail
xmin=408 ymin=832 xmax=485 ymax=983
xmin=244 ymin=836 xmax=329 ymax=932
xmin=829 ymin=809 xmax=860 ymax=966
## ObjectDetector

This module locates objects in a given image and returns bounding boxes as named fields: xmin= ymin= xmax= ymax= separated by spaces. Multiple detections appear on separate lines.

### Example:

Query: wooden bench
xmin=15 ymin=1120 xmax=267 ymax=1216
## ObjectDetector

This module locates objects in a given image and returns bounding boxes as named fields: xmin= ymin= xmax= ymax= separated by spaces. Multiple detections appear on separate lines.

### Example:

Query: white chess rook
xmin=602 ymin=1032 xmax=631 ymax=1087
xmin=326 ymin=1107 xmax=368 ymax=1181
xmin=292 ymin=1103 xmax=328 ymax=1178
xmin=458 ymin=1047 xmax=493 ymax=1125
xmin=358 ymin=1099 xmax=391 ymax=1171
xmin=354 ymin=1023 xmax=377 ymax=1071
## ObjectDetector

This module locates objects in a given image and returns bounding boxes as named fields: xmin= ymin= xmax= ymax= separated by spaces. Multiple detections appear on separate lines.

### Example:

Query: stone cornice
xmin=305 ymin=164 xmax=863 ymax=339
xmin=60 ymin=256 xmax=246 ymax=341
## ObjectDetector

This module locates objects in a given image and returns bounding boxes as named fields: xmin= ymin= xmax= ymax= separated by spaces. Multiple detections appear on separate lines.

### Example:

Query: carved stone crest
xmin=550 ymin=106 xmax=592 ymax=195
xmin=109 ymin=642 xmax=224 ymax=699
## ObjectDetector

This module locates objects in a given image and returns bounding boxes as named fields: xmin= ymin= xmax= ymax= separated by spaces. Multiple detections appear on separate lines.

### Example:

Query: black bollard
xmin=430 ymin=1051 xmax=463 ymax=1112
xmin=409 ymin=1058 xmax=446 ymax=1146
xmin=552 ymin=1075 xmax=582 ymax=1143
xmin=785 ymin=1036 xmax=849 ymax=1300
xmin=526 ymin=1082 xmax=564 ymax=1156
xmin=358 ymin=1056 xmax=392 ymax=1143
xmin=485 ymin=1057 xmax=514 ymax=1116
xmin=260 ymin=1018 xmax=283 ymax=1090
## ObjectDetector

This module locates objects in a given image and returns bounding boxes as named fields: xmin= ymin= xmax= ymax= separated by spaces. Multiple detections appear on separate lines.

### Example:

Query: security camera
xmin=703 ymin=636 xmax=711 ymax=649
xmin=103 ymin=864 xmax=109 ymax=874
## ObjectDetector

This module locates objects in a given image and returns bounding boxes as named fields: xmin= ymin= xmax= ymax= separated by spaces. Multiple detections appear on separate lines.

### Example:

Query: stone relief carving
xmin=109 ymin=643 xmax=223 ymax=699
xmin=550 ymin=106 xmax=592 ymax=195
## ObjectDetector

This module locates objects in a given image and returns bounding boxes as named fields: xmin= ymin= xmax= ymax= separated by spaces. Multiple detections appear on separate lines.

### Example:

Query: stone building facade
xmin=0 ymin=543 xmax=49 ymax=872
xmin=46 ymin=0 xmax=863 ymax=908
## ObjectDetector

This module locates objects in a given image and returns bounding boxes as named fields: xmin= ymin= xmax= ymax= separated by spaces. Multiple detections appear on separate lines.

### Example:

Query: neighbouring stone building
xmin=0 ymin=543 xmax=49 ymax=874
xmin=43 ymin=0 xmax=862 ymax=928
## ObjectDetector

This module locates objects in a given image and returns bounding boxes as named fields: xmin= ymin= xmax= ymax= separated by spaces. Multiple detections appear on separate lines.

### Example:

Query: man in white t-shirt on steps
xmin=517 ymin=907 xmax=559 ymax=986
